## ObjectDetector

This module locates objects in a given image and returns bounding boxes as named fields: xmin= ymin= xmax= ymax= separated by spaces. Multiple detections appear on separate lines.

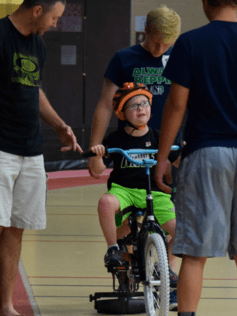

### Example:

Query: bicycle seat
xmin=129 ymin=206 xmax=145 ymax=220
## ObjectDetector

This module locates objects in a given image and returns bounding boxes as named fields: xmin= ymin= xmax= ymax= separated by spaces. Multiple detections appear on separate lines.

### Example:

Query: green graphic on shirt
xmin=11 ymin=53 xmax=40 ymax=87
xmin=132 ymin=67 xmax=171 ymax=95
xmin=121 ymin=153 xmax=155 ymax=169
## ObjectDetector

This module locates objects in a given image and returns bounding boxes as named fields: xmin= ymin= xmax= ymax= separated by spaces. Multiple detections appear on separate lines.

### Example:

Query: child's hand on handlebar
xmin=91 ymin=144 xmax=106 ymax=157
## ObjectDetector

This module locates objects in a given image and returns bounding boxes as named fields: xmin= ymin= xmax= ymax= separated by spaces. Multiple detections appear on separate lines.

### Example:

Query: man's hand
xmin=155 ymin=158 xmax=173 ymax=194
xmin=57 ymin=125 xmax=82 ymax=153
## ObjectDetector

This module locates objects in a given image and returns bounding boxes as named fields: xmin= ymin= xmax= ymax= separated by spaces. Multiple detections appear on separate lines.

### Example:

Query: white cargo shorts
xmin=0 ymin=151 xmax=47 ymax=230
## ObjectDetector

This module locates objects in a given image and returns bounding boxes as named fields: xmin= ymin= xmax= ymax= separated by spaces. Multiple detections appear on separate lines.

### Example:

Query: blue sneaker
xmin=153 ymin=265 xmax=178 ymax=288
xmin=169 ymin=289 xmax=178 ymax=311
xmin=169 ymin=266 xmax=178 ymax=288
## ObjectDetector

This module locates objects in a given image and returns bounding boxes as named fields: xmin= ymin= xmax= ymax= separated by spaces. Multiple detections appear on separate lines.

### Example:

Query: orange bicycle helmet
xmin=113 ymin=82 xmax=153 ymax=121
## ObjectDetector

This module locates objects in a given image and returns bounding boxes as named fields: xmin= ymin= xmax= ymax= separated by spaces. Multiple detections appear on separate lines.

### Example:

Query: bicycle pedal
xmin=107 ymin=264 xmax=129 ymax=273
xmin=115 ymin=265 xmax=129 ymax=270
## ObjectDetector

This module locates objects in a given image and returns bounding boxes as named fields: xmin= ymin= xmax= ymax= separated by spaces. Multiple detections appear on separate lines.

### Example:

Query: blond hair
xmin=146 ymin=5 xmax=181 ymax=42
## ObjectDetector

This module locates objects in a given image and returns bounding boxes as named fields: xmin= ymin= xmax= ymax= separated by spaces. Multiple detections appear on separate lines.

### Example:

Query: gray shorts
xmin=0 ymin=151 xmax=47 ymax=230
xmin=173 ymin=147 xmax=237 ymax=259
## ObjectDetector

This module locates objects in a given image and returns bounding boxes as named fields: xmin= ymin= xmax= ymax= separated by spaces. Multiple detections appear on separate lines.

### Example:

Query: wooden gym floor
xmin=19 ymin=170 xmax=237 ymax=316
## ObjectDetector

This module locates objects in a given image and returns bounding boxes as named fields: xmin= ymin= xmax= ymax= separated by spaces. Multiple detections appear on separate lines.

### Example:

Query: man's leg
xmin=0 ymin=226 xmax=24 ymax=316
xmin=177 ymin=255 xmax=207 ymax=312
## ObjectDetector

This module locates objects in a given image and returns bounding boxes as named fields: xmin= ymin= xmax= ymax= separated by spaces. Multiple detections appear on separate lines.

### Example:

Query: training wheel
xmin=96 ymin=297 xmax=146 ymax=314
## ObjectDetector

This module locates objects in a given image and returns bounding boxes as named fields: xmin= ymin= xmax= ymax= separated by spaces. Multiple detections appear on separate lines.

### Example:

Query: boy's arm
xmin=89 ymin=144 xmax=107 ymax=175
xmin=90 ymin=156 xmax=107 ymax=175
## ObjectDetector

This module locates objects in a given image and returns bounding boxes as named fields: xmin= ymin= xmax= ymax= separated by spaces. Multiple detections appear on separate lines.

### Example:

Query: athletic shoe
xmin=104 ymin=246 xmax=124 ymax=267
xmin=154 ymin=265 xmax=178 ymax=288
xmin=169 ymin=289 xmax=178 ymax=311
xmin=169 ymin=266 xmax=178 ymax=288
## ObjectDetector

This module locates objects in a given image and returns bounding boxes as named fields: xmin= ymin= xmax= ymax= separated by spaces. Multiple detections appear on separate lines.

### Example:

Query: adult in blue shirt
xmin=88 ymin=5 xmax=181 ymax=177
xmin=155 ymin=1 xmax=237 ymax=316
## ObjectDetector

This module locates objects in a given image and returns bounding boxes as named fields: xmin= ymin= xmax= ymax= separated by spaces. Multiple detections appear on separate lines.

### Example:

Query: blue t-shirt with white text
xmin=163 ymin=21 xmax=237 ymax=158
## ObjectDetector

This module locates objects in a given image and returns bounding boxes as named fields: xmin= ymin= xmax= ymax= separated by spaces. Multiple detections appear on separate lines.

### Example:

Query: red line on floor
xmin=47 ymin=169 xmax=112 ymax=179
xmin=47 ymin=169 xmax=111 ymax=190
xmin=27 ymin=276 xmax=112 ymax=279
xmin=47 ymin=174 xmax=109 ymax=190
xmin=25 ymin=275 xmax=237 ymax=280
xmin=203 ymin=278 xmax=237 ymax=280
xmin=46 ymin=214 xmax=98 ymax=216
xmin=23 ymin=240 xmax=106 ymax=243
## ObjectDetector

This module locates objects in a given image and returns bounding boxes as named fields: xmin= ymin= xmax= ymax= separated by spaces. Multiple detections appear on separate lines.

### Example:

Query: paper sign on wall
xmin=135 ymin=16 xmax=147 ymax=32
xmin=61 ymin=45 xmax=77 ymax=65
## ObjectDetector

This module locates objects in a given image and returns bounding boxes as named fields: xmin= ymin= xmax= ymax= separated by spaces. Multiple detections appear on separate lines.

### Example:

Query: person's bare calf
xmin=177 ymin=255 xmax=207 ymax=313
xmin=0 ymin=226 xmax=24 ymax=316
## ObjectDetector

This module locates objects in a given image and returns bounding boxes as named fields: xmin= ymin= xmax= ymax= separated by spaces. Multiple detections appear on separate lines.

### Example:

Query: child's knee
xmin=98 ymin=194 xmax=120 ymax=214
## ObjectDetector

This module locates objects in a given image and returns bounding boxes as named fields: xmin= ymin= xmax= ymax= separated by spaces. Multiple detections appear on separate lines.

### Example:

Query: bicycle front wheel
xmin=144 ymin=233 xmax=169 ymax=316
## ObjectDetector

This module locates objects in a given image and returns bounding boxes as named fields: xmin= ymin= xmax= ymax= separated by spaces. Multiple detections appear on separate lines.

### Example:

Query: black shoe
xmin=169 ymin=266 xmax=178 ymax=288
xmin=104 ymin=246 xmax=124 ymax=267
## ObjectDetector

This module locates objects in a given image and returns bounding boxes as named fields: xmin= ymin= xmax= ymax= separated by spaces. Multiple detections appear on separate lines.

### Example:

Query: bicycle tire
xmin=144 ymin=233 xmax=169 ymax=316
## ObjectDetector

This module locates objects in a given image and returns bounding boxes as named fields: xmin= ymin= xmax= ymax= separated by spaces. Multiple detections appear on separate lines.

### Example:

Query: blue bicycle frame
xmin=106 ymin=146 xmax=180 ymax=281
xmin=107 ymin=145 xmax=180 ymax=219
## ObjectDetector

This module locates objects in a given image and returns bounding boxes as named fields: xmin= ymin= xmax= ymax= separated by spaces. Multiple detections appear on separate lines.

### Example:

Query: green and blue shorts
xmin=108 ymin=183 xmax=176 ymax=228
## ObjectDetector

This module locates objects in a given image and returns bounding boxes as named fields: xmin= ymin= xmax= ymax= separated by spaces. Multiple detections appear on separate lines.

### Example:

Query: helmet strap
xmin=126 ymin=120 xmax=147 ymax=131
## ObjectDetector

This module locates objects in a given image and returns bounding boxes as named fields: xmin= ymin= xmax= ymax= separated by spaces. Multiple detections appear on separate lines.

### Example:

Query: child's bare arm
xmin=90 ymin=145 xmax=107 ymax=174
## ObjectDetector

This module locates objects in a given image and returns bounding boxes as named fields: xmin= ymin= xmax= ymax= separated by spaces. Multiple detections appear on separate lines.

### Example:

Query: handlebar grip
xmin=81 ymin=151 xmax=97 ymax=158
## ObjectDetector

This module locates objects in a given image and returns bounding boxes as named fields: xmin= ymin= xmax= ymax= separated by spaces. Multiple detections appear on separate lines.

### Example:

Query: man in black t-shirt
xmin=0 ymin=1 xmax=82 ymax=315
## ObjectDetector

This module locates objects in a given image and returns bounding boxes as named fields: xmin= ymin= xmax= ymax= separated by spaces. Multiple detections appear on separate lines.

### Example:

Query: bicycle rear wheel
xmin=144 ymin=233 xmax=169 ymax=316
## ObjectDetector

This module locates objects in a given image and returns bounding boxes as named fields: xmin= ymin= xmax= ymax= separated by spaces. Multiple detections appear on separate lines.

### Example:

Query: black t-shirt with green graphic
xmin=102 ymin=128 xmax=181 ymax=192
xmin=0 ymin=16 xmax=46 ymax=156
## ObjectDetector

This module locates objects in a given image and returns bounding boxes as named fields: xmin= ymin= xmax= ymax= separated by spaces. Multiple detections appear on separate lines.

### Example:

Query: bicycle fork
xmin=136 ymin=165 xmax=169 ymax=281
